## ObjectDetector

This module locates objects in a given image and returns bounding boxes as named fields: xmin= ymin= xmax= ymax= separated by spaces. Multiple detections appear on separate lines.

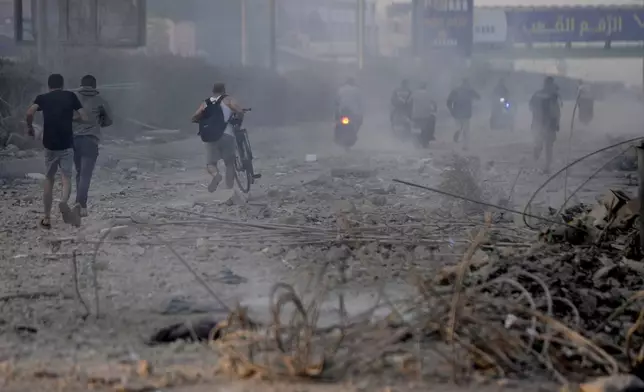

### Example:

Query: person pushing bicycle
xmin=191 ymin=82 xmax=244 ymax=192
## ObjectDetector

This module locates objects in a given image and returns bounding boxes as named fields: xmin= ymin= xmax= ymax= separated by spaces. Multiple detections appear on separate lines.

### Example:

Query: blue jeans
xmin=73 ymin=136 xmax=99 ymax=208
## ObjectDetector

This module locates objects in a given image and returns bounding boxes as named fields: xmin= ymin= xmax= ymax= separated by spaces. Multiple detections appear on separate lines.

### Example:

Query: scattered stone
xmin=131 ymin=246 xmax=146 ymax=256
xmin=25 ymin=173 xmax=46 ymax=181
xmin=279 ymin=215 xmax=300 ymax=225
xmin=304 ymin=174 xmax=332 ymax=187
xmin=330 ymin=167 xmax=375 ymax=179
xmin=148 ymin=318 xmax=222 ymax=344
xmin=7 ymin=133 xmax=39 ymax=150
xmin=216 ymin=268 xmax=248 ymax=285
xmin=326 ymin=245 xmax=350 ymax=262
xmin=100 ymin=225 xmax=131 ymax=239
xmin=3 ymin=144 xmax=19 ymax=154
xmin=413 ymin=246 xmax=431 ymax=259
xmin=212 ymin=188 xmax=246 ymax=205
xmin=267 ymin=188 xmax=281 ymax=198
xmin=160 ymin=297 xmax=222 ymax=315
xmin=283 ymin=248 xmax=299 ymax=262
xmin=331 ymin=199 xmax=356 ymax=214
xmin=370 ymin=195 xmax=387 ymax=207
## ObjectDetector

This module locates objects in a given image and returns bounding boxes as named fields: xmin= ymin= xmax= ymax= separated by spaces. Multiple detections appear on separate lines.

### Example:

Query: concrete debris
xmin=326 ymin=245 xmax=351 ymax=262
xmin=100 ymin=225 xmax=131 ymax=240
xmin=330 ymin=167 xmax=376 ymax=179
xmin=212 ymin=188 xmax=247 ymax=205
xmin=370 ymin=195 xmax=387 ymax=207
xmin=544 ymin=189 xmax=641 ymax=257
xmin=159 ymin=297 xmax=223 ymax=315
xmin=6 ymin=133 xmax=40 ymax=151
xmin=331 ymin=199 xmax=356 ymax=214
xmin=215 ymin=268 xmax=248 ymax=285
xmin=25 ymin=173 xmax=46 ymax=181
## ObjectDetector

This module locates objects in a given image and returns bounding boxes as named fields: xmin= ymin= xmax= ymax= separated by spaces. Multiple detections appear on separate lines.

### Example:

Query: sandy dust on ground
xmin=1 ymin=100 xmax=642 ymax=391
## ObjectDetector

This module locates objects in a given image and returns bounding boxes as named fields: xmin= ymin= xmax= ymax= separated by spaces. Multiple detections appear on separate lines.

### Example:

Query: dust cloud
xmin=4 ymin=1 xmax=644 ymax=391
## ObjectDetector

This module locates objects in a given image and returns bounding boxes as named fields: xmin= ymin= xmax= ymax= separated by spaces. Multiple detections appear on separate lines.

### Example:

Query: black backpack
xmin=198 ymin=95 xmax=228 ymax=142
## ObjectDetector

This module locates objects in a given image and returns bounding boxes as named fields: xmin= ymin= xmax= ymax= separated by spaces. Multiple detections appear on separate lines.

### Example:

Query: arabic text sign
xmin=423 ymin=0 xmax=474 ymax=55
xmin=506 ymin=7 xmax=644 ymax=43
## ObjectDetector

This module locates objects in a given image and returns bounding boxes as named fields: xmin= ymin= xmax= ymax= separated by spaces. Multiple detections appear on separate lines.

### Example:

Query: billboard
xmin=475 ymin=6 xmax=644 ymax=44
xmin=423 ymin=0 xmax=474 ymax=55
xmin=506 ymin=7 xmax=644 ymax=43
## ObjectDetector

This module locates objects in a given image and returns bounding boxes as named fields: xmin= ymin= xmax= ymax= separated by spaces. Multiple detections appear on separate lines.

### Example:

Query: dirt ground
xmin=1 ymin=100 xmax=642 ymax=391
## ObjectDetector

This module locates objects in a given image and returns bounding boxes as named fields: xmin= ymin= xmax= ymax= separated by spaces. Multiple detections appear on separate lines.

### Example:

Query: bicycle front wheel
xmin=234 ymin=136 xmax=252 ymax=193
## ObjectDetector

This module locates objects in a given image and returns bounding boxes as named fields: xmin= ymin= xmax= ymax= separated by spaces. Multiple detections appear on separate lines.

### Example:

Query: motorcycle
xmin=490 ymin=97 xmax=515 ymax=131
xmin=334 ymin=109 xmax=359 ymax=150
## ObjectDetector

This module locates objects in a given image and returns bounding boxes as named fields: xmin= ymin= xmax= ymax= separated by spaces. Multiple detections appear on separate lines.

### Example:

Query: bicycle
xmin=229 ymin=108 xmax=260 ymax=193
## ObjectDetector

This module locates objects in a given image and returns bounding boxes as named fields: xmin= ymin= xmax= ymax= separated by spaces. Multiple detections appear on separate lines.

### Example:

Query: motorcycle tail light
xmin=341 ymin=116 xmax=350 ymax=125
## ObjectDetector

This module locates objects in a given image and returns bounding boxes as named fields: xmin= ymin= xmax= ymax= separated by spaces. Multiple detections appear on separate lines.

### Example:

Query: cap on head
xmin=48 ymin=74 xmax=64 ymax=90
xmin=81 ymin=74 xmax=97 ymax=88
xmin=345 ymin=77 xmax=356 ymax=86
xmin=212 ymin=82 xmax=226 ymax=95
xmin=544 ymin=76 xmax=555 ymax=85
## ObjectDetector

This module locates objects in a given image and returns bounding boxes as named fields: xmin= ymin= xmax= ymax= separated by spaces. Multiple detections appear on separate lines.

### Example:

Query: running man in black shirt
xmin=26 ymin=74 xmax=88 ymax=228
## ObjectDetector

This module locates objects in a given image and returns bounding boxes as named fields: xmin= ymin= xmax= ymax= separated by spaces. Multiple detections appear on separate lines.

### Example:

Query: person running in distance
xmin=529 ymin=76 xmax=562 ymax=174
xmin=446 ymin=78 xmax=480 ymax=150
xmin=191 ymin=82 xmax=243 ymax=192
xmin=26 ymin=73 xmax=88 ymax=228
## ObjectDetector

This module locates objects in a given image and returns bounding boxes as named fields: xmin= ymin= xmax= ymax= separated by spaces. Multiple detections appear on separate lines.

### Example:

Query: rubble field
xmin=1 ymin=108 xmax=644 ymax=392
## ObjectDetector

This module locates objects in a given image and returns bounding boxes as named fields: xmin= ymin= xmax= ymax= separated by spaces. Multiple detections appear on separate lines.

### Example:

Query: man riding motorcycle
xmin=390 ymin=79 xmax=413 ymax=135
xmin=334 ymin=77 xmax=363 ymax=147
xmin=335 ymin=77 xmax=363 ymax=129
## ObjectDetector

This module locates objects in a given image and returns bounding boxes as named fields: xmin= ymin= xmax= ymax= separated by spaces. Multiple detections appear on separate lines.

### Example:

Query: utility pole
xmin=241 ymin=0 xmax=248 ymax=66
xmin=357 ymin=0 xmax=365 ymax=69
xmin=411 ymin=0 xmax=420 ymax=56
xmin=269 ymin=0 xmax=276 ymax=70
xmin=35 ymin=0 xmax=47 ymax=67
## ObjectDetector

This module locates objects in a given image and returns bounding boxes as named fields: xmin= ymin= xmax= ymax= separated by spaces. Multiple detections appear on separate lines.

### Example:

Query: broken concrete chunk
xmin=588 ymin=190 xmax=630 ymax=227
xmin=7 ymin=133 xmax=40 ymax=150
xmin=25 ymin=173 xmax=46 ymax=181
xmin=212 ymin=189 xmax=247 ymax=205
xmin=370 ymin=195 xmax=387 ymax=207
xmin=331 ymin=200 xmax=356 ymax=214
xmin=100 ymin=225 xmax=130 ymax=239
xmin=330 ymin=167 xmax=375 ymax=179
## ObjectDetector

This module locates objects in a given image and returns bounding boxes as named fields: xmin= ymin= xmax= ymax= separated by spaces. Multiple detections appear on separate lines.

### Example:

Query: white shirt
xmin=210 ymin=95 xmax=234 ymax=136
xmin=336 ymin=84 xmax=363 ymax=116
